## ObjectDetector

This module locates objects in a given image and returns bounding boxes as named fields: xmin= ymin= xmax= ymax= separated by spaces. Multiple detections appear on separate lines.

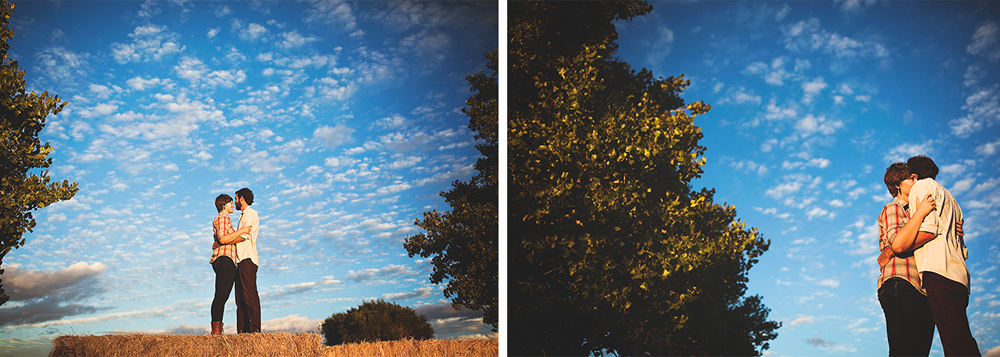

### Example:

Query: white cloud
xmin=801 ymin=77 xmax=828 ymax=104
xmin=794 ymin=114 xmax=843 ymax=137
xmin=314 ymin=125 xmax=355 ymax=150
xmin=33 ymin=47 xmax=91 ymax=86
xmin=835 ymin=0 xmax=877 ymax=13
xmin=817 ymin=278 xmax=840 ymax=288
xmin=238 ymin=22 xmax=270 ymax=42
xmin=646 ymin=25 xmax=674 ymax=64
xmin=382 ymin=286 xmax=435 ymax=301
xmin=967 ymin=22 xmax=1000 ymax=62
xmin=976 ymin=138 xmax=1000 ymax=156
xmin=111 ymin=25 xmax=184 ymax=64
xmin=949 ymin=177 xmax=976 ymax=196
xmin=782 ymin=18 xmax=888 ymax=59
xmin=766 ymin=180 xmax=802 ymax=200
xmin=744 ymin=57 xmax=797 ymax=86
xmin=174 ymin=57 xmax=246 ymax=88
xmin=764 ymin=99 xmax=797 ymax=122
xmin=214 ymin=5 xmax=232 ymax=18
xmin=126 ymin=77 xmax=172 ymax=91
xmin=806 ymin=206 xmax=831 ymax=220
xmin=789 ymin=314 xmax=815 ymax=326
xmin=262 ymin=314 xmax=322 ymax=333
xmin=303 ymin=0 xmax=358 ymax=32
xmin=377 ymin=114 xmax=407 ymax=129
xmin=883 ymin=141 xmax=934 ymax=163
xmin=721 ymin=87 xmax=761 ymax=106
xmin=949 ymin=84 xmax=1000 ymax=137
xmin=964 ymin=64 xmax=987 ymax=87
xmin=760 ymin=138 xmax=779 ymax=152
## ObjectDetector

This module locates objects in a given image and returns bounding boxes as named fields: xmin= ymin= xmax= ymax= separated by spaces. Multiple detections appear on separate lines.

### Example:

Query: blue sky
xmin=613 ymin=1 xmax=1000 ymax=356
xmin=0 ymin=0 xmax=497 ymax=355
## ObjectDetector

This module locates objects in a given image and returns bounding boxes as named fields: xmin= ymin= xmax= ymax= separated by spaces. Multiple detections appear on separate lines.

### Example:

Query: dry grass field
xmin=47 ymin=333 xmax=498 ymax=357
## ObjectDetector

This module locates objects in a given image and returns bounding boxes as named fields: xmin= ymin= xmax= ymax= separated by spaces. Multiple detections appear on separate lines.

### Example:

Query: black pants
xmin=211 ymin=257 xmax=237 ymax=322
xmin=879 ymin=277 xmax=935 ymax=356
xmin=923 ymin=272 xmax=981 ymax=357
xmin=235 ymin=259 xmax=261 ymax=333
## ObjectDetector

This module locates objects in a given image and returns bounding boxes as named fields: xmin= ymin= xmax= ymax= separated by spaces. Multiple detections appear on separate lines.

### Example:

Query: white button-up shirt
xmin=236 ymin=205 xmax=260 ymax=266
xmin=909 ymin=178 xmax=969 ymax=292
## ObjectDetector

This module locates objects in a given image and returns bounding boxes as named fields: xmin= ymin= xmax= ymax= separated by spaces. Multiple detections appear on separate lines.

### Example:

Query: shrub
xmin=320 ymin=299 xmax=434 ymax=346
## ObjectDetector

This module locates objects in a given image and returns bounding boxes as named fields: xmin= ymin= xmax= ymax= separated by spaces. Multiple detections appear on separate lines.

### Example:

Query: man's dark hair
xmin=906 ymin=155 xmax=939 ymax=180
xmin=236 ymin=187 xmax=254 ymax=206
xmin=215 ymin=194 xmax=233 ymax=212
xmin=883 ymin=163 xmax=910 ymax=197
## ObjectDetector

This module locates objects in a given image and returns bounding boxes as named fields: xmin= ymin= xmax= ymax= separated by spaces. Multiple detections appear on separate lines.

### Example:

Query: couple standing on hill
xmin=877 ymin=155 xmax=980 ymax=356
xmin=208 ymin=188 xmax=261 ymax=335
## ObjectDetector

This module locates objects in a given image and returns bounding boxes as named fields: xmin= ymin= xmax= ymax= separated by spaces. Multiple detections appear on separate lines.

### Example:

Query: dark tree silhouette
xmin=320 ymin=299 xmax=434 ymax=346
xmin=404 ymin=49 xmax=498 ymax=331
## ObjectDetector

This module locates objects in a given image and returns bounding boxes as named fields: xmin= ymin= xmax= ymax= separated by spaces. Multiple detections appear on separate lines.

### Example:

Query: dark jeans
xmin=923 ymin=272 xmax=981 ymax=357
xmin=211 ymin=256 xmax=237 ymax=322
xmin=879 ymin=277 xmax=935 ymax=356
xmin=235 ymin=259 xmax=261 ymax=333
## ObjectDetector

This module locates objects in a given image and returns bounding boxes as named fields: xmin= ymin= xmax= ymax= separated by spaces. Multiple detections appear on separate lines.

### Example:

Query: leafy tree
xmin=509 ymin=1 xmax=779 ymax=355
xmin=319 ymin=299 xmax=434 ymax=346
xmin=0 ymin=0 xmax=78 ymax=307
xmin=404 ymin=49 xmax=498 ymax=331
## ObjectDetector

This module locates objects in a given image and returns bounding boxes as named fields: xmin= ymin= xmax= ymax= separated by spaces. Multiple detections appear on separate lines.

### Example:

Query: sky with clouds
xmin=613 ymin=1 xmax=1000 ymax=356
xmin=0 ymin=0 xmax=497 ymax=355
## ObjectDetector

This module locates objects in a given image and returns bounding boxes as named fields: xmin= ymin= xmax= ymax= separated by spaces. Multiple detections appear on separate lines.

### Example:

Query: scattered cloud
xmin=781 ymin=18 xmax=888 ymax=59
xmin=967 ymin=22 xmax=1000 ymax=62
xmin=313 ymin=124 xmax=355 ymax=150
xmin=789 ymin=314 xmax=815 ymax=326
xmin=111 ymin=24 xmax=185 ymax=64
xmin=949 ymin=84 xmax=1000 ymax=137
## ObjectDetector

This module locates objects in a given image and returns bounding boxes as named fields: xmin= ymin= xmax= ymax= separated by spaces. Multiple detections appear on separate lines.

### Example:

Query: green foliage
xmin=0 ymin=0 xmax=78 ymax=307
xmin=404 ymin=49 xmax=498 ymax=331
xmin=509 ymin=1 xmax=779 ymax=355
xmin=319 ymin=299 xmax=434 ymax=346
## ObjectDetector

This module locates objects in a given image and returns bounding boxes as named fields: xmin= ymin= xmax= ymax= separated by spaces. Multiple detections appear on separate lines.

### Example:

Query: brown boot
xmin=211 ymin=321 xmax=222 ymax=335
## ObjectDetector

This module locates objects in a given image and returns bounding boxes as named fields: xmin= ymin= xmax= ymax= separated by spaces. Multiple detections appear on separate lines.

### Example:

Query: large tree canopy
xmin=404 ymin=49 xmax=498 ymax=330
xmin=509 ymin=1 xmax=779 ymax=355
xmin=0 ymin=0 xmax=78 ymax=307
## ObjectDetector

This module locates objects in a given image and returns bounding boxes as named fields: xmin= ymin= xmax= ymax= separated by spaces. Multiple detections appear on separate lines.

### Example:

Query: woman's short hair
xmin=884 ymin=163 xmax=910 ymax=198
xmin=215 ymin=194 xmax=233 ymax=212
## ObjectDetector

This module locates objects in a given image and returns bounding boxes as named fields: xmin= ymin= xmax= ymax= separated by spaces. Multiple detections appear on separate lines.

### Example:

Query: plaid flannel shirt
xmin=877 ymin=199 xmax=924 ymax=295
xmin=210 ymin=214 xmax=239 ymax=264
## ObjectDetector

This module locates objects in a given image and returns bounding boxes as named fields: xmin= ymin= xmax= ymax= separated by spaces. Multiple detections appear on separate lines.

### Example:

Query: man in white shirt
xmin=906 ymin=155 xmax=980 ymax=356
xmin=234 ymin=187 xmax=261 ymax=333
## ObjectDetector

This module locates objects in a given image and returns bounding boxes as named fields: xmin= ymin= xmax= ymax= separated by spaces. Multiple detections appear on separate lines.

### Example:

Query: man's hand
xmin=213 ymin=241 xmax=221 ymax=250
xmin=878 ymin=247 xmax=895 ymax=267
xmin=956 ymin=219 xmax=964 ymax=240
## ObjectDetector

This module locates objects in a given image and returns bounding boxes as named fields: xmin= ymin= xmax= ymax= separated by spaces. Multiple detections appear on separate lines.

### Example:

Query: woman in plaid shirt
xmin=210 ymin=194 xmax=252 ymax=335
xmin=877 ymin=163 xmax=963 ymax=356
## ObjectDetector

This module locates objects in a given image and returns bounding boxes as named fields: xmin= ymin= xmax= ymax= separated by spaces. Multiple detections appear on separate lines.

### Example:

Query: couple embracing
xmin=877 ymin=155 xmax=980 ymax=356
xmin=208 ymin=188 xmax=261 ymax=335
